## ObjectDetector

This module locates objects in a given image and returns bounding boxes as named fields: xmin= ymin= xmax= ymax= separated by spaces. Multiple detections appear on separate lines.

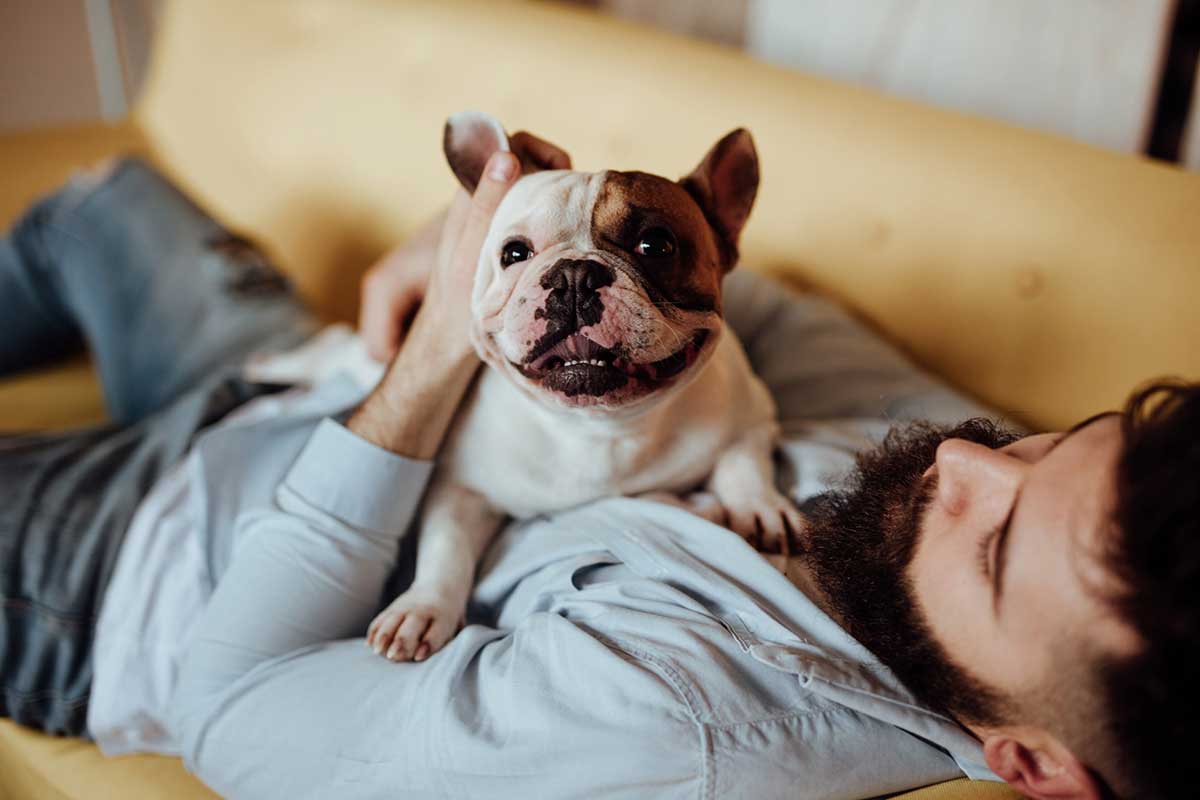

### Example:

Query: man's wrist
xmin=347 ymin=335 xmax=478 ymax=460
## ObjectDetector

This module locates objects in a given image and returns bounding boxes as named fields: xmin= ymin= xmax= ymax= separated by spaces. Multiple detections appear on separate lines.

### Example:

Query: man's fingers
xmin=453 ymin=152 xmax=519 ymax=265
xmin=359 ymin=269 xmax=402 ymax=362
xmin=360 ymin=269 xmax=421 ymax=362
xmin=434 ymin=189 xmax=473 ymax=274
xmin=470 ymin=151 xmax=519 ymax=214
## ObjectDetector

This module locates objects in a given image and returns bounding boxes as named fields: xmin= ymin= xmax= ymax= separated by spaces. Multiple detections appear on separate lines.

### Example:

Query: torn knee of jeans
xmin=206 ymin=232 xmax=292 ymax=296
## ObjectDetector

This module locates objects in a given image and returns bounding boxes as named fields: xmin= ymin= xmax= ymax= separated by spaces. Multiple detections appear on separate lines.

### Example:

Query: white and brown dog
xmin=252 ymin=112 xmax=804 ymax=661
xmin=361 ymin=112 xmax=804 ymax=662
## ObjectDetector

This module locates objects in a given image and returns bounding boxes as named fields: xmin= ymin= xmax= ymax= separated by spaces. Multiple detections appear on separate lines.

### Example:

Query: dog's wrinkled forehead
xmin=489 ymin=169 xmax=599 ymax=247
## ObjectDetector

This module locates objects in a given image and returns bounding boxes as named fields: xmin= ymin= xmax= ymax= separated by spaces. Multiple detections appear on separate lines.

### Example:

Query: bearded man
xmin=1 ymin=151 xmax=1193 ymax=799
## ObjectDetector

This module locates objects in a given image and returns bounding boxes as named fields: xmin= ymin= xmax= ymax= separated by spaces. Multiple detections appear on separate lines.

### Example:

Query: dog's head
xmin=445 ymin=111 xmax=758 ymax=414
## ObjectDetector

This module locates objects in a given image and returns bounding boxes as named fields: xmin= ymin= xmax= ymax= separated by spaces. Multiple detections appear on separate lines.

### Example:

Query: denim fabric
xmin=0 ymin=158 xmax=316 ymax=735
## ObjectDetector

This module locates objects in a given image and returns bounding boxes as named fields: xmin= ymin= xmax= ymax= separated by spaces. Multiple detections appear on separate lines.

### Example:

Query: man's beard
xmin=799 ymin=418 xmax=1021 ymax=727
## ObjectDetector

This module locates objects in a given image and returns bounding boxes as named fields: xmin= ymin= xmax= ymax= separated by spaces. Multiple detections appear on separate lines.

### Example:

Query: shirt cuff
xmin=282 ymin=417 xmax=434 ymax=535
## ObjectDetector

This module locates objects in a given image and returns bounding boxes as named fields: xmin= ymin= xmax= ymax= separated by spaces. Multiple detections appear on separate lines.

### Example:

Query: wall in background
xmin=0 ymin=0 xmax=102 ymax=130
xmin=0 ymin=0 xmax=156 ymax=132
xmin=5 ymin=0 xmax=1200 ymax=167
xmin=577 ymin=0 xmax=1200 ymax=166
xmin=746 ymin=0 xmax=1171 ymax=154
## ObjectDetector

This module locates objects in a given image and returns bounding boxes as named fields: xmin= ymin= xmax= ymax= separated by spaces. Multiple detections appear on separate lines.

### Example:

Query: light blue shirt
xmin=164 ymin=272 xmax=1005 ymax=798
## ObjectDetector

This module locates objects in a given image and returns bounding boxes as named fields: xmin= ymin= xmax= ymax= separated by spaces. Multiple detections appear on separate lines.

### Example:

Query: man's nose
xmin=540 ymin=258 xmax=615 ymax=327
xmin=933 ymin=439 xmax=1028 ymax=519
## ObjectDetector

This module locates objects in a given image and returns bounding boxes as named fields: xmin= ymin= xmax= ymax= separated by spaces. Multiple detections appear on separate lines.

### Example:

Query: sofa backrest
xmin=136 ymin=0 xmax=1200 ymax=430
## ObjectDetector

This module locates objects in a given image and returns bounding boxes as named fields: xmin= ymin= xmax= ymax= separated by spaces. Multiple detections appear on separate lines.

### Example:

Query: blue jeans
xmin=0 ymin=158 xmax=317 ymax=736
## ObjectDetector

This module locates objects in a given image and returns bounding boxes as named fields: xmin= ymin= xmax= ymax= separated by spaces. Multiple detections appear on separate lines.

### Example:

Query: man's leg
xmin=0 ymin=202 xmax=83 ymax=374
xmin=0 ymin=157 xmax=317 ymax=423
xmin=0 ymin=158 xmax=318 ymax=735
xmin=0 ymin=379 xmax=273 ymax=736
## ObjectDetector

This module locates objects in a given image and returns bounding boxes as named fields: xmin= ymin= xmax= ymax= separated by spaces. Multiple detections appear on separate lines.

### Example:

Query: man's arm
xmin=171 ymin=484 xmax=701 ymax=798
xmin=347 ymin=150 xmax=519 ymax=458
xmin=168 ymin=151 xmax=521 ymax=774
xmin=169 ymin=149 xmax=701 ymax=798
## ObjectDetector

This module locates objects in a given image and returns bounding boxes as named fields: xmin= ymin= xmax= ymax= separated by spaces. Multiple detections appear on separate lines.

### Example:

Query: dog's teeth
xmin=560 ymin=358 xmax=611 ymax=367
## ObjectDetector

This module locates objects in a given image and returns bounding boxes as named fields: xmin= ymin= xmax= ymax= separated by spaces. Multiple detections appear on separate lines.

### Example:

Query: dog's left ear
xmin=444 ymin=111 xmax=511 ymax=193
xmin=444 ymin=111 xmax=573 ymax=193
xmin=680 ymin=129 xmax=759 ymax=268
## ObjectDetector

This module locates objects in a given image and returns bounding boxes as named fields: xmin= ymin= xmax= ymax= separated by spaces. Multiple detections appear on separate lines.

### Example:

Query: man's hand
xmin=358 ymin=131 xmax=571 ymax=362
xmin=348 ymin=151 xmax=520 ymax=459
xmin=358 ymin=210 xmax=446 ymax=363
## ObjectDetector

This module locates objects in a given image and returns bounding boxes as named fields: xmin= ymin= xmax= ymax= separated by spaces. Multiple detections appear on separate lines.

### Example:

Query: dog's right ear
xmin=444 ymin=111 xmax=511 ymax=193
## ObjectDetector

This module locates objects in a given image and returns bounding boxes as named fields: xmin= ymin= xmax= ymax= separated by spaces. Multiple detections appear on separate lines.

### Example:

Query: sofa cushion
xmin=0 ymin=720 xmax=217 ymax=800
xmin=136 ymin=0 xmax=1200 ymax=431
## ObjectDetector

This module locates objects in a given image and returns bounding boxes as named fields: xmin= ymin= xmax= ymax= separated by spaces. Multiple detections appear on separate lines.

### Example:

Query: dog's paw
xmin=366 ymin=586 xmax=465 ymax=663
xmin=712 ymin=487 xmax=806 ymax=554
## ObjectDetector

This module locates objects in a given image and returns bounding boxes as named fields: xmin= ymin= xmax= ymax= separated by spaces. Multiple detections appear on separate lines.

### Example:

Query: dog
xmin=360 ymin=112 xmax=805 ymax=662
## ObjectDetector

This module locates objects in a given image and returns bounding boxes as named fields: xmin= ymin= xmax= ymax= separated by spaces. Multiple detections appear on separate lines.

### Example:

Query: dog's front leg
xmin=707 ymin=421 xmax=806 ymax=554
xmin=367 ymin=477 xmax=502 ymax=662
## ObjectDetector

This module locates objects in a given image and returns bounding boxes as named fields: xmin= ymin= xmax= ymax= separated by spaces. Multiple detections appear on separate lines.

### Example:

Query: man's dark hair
xmin=1099 ymin=380 xmax=1200 ymax=799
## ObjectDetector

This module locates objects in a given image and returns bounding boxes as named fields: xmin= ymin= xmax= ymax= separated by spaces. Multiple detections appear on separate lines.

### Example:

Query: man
xmin=0 ymin=147 xmax=1192 ymax=800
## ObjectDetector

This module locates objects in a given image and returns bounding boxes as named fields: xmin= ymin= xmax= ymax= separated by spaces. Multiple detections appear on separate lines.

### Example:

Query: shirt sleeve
xmin=169 ymin=416 xmax=433 ymax=765
xmin=169 ymin=418 xmax=701 ymax=799
xmin=284 ymin=417 xmax=433 ymax=534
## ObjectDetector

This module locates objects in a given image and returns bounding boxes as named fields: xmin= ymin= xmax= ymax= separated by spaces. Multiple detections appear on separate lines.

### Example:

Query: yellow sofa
xmin=3 ymin=0 xmax=1198 ymax=797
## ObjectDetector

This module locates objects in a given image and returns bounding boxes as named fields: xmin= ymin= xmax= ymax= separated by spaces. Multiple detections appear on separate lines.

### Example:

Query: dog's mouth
xmin=515 ymin=330 xmax=710 ymax=398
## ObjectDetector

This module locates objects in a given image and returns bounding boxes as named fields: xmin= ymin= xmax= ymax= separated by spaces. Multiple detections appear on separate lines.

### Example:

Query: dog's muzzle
xmin=536 ymin=258 xmax=615 ymax=339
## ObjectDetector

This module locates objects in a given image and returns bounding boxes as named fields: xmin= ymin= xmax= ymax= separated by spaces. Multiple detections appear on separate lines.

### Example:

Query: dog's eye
xmin=634 ymin=228 xmax=676 ymax=258
xmin=500 ymin=239 xmax=533 ymax=268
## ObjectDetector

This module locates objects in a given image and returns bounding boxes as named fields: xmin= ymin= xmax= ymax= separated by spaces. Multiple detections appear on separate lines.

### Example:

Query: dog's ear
xmin=444 ymin=111 xmax=511 ymax=193
xmin=509 ymin=131 xmax=572 ymax=173
xmin=679 ymin=129 xmax=759 ymax=268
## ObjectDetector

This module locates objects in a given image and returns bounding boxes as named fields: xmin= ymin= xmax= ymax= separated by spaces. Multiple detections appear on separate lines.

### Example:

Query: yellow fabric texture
xmin=137 ymin=0 xmax=1200 ymax=431
xmin=7 ymin=0 xmax=1196 ymax=796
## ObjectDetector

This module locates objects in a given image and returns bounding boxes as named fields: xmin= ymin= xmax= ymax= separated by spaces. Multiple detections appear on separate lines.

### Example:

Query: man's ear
xmin=444 ymin=111 xmax=511 ymax=194
xmin=679 ymin=128 xmax=759 ymax=269
xmin=983 ymin=730 xmax=1104 ymax=800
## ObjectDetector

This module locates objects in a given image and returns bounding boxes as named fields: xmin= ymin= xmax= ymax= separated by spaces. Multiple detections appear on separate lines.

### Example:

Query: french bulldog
xmin=365 ymin=112 xmax=805 ymax=662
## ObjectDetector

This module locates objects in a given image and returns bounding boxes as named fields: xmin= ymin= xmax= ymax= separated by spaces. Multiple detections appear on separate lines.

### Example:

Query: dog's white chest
xmin=441 ymin=325 xmax=775 ymax=518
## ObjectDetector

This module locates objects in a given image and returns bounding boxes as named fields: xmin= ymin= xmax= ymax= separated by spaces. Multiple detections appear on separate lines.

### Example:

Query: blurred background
xmin=2 ymin=0 xmax=1199 ymax=167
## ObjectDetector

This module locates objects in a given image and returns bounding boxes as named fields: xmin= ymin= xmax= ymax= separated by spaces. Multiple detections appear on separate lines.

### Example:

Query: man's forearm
xmin=350 ymin=149 xmax=516 ymax=458
xmin=347 ymin=336 xmax=479 ymax=460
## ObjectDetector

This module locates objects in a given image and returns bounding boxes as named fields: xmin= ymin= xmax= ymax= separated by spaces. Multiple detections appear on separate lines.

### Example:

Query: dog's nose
xmin=540 ymin=258 xmax=615 ymax=328
xmin=542 ymin=258 xmax=614 ymax=294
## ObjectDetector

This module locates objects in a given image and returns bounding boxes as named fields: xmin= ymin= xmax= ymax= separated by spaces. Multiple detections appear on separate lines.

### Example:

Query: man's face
xmin=911 ymin=413 xmax=1135 ymax=715
xmin=800 ymin=413 xmax=1133 ymax=730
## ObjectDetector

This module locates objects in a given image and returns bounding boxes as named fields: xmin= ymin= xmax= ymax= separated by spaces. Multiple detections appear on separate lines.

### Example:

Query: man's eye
xmin=976 ymin=523 xmax=1001 ymax=579
xmin=634 ymin=228 xmax=676 ymax=258
xmin=500 ymin=239 xmax=533 ymax=268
